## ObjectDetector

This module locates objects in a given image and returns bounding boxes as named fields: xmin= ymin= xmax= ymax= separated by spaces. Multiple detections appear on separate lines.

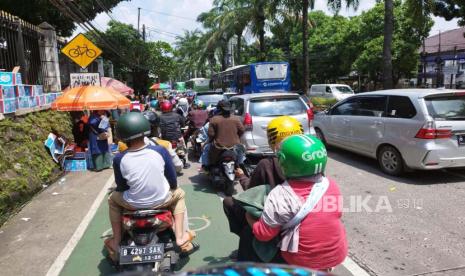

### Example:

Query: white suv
xmin=229 ymin=92 xmax=315 ymax=156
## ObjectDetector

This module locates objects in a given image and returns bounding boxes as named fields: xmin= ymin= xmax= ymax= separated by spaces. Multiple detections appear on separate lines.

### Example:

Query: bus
xmin=210 ymin=62 xmax=291 ymax=94
xmin=186 ymin=78 xmax=210 ymax=93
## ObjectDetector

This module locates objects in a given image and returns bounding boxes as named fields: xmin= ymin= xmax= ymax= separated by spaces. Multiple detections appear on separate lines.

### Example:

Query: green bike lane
xmin=60 ymin=180 xmax=238 ymax=276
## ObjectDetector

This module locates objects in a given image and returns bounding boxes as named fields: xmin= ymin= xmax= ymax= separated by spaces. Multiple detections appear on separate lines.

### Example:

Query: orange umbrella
xmin=52 ymin=86 xmax=131 ymax=111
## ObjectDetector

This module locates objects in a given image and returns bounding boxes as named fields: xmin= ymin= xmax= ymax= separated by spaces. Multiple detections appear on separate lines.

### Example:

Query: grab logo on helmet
xmin=301 ymin=148 xmax=327 ymax=162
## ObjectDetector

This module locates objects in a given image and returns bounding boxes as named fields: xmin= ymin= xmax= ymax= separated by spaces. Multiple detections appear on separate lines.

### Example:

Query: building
xmin=419 ymin=27 xmax=465 ymax=88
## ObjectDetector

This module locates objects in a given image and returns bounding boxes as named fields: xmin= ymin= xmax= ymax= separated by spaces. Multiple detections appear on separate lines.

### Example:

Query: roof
xmin=358 ymin=89 xmax=465 ymax=97
xmin=423 ymin=28 xmax=465 ymax=54
xmin=232 ymin=92 xmax=300 ymax=100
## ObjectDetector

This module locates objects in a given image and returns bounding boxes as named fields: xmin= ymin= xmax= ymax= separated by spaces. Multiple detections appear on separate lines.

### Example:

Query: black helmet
xmin=116 ymin=112 xmax=151 ymax=141
xmin=143 ymin=110 xmax=158 ymax=126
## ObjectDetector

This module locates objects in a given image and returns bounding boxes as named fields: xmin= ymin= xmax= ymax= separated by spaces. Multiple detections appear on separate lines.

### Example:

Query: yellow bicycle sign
xmin=61 ymin=33 xmax=102 ymax=69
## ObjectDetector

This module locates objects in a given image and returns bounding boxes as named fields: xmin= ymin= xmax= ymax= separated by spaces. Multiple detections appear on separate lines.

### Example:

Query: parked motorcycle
xmin=117 ymin=209 xmax=179 ymax=273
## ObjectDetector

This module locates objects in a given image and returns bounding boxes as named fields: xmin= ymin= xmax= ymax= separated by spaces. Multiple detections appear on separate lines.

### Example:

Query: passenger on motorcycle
xmin=105 ymin=112 xmax=198 ymax=261
xmin=207 ymin=100 xmax=245 ymax=167
xmin=184 ymin=100 xmax=208 ymax=141
xmin=223 ymin=116 xmax=303 ymax=238
xmin=176 ymin=97 xmax=190 ymax=118
xmin=159 ymin=101 xmax=190 ymax=169
xmin=249 ymin=134 xmax=347 ymax=271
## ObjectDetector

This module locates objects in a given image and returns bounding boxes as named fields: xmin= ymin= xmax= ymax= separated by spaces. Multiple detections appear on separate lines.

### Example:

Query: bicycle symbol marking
xmin=68 ymin=44 xmax=97 ymax=58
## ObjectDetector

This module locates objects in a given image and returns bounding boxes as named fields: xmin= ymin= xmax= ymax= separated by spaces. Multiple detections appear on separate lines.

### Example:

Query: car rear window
xmin=249 ymin=97 xmax=307 ymax=117
xmin=196 ymin=94 xmax=224 ymax=107
xmin=425 ymin=95 xmax=465 ymax=120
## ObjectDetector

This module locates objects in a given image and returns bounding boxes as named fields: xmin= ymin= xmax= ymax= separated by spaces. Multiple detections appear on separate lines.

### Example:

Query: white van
xmin=309 ymin=84 xmax=355 ymax=101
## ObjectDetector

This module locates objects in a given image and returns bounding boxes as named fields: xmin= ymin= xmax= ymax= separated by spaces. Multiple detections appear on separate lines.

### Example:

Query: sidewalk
xmin=0 ymin=170 xmax=113 ymax=276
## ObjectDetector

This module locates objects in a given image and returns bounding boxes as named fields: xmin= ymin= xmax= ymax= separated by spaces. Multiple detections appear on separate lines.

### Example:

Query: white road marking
xmin=46 ymin=175 xmax=115 ymax=276
xmin=188 ymin=217 xmax=211 ymax=232
xmin=342 ymin=256 xmax=372 ymax=276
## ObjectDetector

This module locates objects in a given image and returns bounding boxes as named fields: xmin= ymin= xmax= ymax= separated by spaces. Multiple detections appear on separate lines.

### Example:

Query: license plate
xmin=119 ymin=244 xmax=164 ymax=265
xmin=458 ymin=135 xmax=465 ymax=146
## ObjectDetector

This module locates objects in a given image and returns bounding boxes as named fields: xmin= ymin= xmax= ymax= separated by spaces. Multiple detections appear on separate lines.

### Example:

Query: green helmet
xmin=116 ymin=112 xmax=151 ymax=141
xmin=277 ymin=134 xmax=327 ymax=179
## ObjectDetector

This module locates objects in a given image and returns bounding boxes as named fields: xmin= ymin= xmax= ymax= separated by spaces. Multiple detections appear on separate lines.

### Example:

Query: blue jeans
xmin=199 ymin=143 xmax=211 ymax=167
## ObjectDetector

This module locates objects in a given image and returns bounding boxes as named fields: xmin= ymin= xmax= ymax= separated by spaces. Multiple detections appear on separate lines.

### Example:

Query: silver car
xmin=313 ymin=89 xmax=465 ymax=175
xmin=229 ymin=92 xmax=315 ymax=156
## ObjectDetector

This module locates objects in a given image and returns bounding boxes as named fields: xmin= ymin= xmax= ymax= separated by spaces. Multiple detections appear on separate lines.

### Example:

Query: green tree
xmin=432 ymin=0 xmax=465 ymax=25
xmin=0 ymin=0 xmax=127 ymax=36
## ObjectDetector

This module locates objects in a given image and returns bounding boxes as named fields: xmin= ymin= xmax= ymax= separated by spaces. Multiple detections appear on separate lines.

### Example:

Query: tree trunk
xmin=302 ymin=0 xmax=309 ymax=94
xmin=236 ymin=32 xmax=242 ymax=65
xmin=257 ymin=0 xmax=266 ymax=61
xmin=221 ymin=45 xmax=227 ymax=71
xmin=383 ymin=0 xmax=394 ymax=89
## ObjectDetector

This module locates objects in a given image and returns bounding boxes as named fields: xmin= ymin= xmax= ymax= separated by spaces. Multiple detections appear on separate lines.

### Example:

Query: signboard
xmin=61 ymin=33 xmax=102 ymax=68
xmin=70 ymin=73 xmax=101 ymax=88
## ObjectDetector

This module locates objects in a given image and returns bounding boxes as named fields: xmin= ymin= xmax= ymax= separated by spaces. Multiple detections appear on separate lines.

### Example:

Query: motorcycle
xmin=209 ymin=145 xmax=246 ymax=196
xmin=189 ymin=128 xmax=202 ymax=158
xmin=170 ymin=137 xmax=188 ymax=169
xmin=117 ymin=209 xmax=179 ymax=273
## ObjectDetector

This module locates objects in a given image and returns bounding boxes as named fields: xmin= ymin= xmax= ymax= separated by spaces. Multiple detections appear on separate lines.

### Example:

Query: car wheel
xmin=315 ymin=128 xmax=327 ymax=145
xmin=378 ymin=145 xmax=404 ymax=176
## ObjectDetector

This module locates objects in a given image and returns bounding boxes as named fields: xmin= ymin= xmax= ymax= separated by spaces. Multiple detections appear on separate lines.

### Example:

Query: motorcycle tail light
xmin=171 ymin=141 xmax=178 ymax=148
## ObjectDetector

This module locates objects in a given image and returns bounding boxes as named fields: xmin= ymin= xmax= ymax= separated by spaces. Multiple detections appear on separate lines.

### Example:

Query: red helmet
xmin=160 ymin=101 xmax=173 ymax=113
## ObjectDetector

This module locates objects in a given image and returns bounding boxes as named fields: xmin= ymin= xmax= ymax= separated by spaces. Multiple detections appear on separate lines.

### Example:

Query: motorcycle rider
xmin=223 ymin=116 xmax=304 ymax=237
xmin=159 ymin=100 xmax=190 ymax=169
xmin=184 ymin=100 xmax=208 ymax=141
xmin=249 ymin=134 xmax=347 ymax=271
xmin=207 ymin=100 xmax=245 ymax=167
xmin=105 ymin=112 xmax=198 ymax=261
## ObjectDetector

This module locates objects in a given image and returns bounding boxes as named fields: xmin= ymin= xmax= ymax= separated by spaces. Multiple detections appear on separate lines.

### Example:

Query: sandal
xmin=104 ymin=238 xmax=118 ymax=263
xmin=179 ymin=241 xmax=200 ymax=257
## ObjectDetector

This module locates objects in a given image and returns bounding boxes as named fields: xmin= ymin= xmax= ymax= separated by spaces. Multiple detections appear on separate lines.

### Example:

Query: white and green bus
xmin=186 ymin=78 xmax=210 ymax=93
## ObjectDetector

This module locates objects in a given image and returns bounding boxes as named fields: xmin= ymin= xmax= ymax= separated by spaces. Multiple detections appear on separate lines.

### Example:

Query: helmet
xmin=178 ymin=97 xmax=188 ymax=106
xmin=160 ymin=101 xmax=173 ymax=112
xmin=267 ymin=116 xmax=304 ymax=149
xmin=150 ymin=99 xmax=158 ymax=108
xmin=143 ymin=110 xmax=158 ymax=126
xmin=277 ymin=134 xmax=327 ymax=179
xmin=116 ymin=112 xmax=151 ymax=141
xmin=196 ymin=100 xmax=206 ymax=110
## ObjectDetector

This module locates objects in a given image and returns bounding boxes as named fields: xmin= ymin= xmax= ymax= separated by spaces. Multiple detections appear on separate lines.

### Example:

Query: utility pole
xmin=142 ymin=24 xmax=146 ymax=42
xmin=436 ymin=30 xmax=442 ymax=88
xmin=137 ymin=7 xmax=141 ymax=34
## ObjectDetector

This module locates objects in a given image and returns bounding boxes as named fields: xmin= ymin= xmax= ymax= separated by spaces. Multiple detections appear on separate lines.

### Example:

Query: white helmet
xmin=178 ymin=98 xmax=189 ymax=106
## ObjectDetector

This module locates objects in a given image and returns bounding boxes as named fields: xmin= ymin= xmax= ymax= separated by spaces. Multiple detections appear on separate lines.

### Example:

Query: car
xmin=229 ymin=92 xmax=315 ymax=156
xmin=313 ymin=89 xmax=465 ymax=176
xmin=194 ymin=91 xmax=225 ymax=109
xmin=309 ymin=84 xmax=355 ymax=101
xmin=223 ymin=92 xmax=238 ymax=100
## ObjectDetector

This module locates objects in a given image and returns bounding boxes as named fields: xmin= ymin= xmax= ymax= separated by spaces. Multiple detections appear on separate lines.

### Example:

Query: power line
xmin=140 ymin=8 xmax=197 ymax=21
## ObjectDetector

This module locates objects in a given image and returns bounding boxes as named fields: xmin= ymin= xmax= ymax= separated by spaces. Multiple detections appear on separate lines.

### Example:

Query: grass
xmin=0 ymin=110 xmax=72 ymax=225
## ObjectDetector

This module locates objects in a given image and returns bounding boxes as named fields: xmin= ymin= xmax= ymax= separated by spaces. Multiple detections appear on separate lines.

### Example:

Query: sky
xmin=74 ymin=0 xmax=460 ymax=44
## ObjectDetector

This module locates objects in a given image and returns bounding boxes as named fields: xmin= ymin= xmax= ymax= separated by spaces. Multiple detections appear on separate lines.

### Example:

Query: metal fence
xmin=0 ymin=10 xmax=44 ymax=85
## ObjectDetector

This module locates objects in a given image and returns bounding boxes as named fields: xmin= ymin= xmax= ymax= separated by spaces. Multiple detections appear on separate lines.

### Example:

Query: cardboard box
xmin=34 ymin=85 xmax=44 ymax=95
xmin=0 ymin=85 xmax=16 ymax=99
xmin=28 ymin=96 xmax=37 ymax=108
xmin=0 ymin=98 xmax=17 ymax=113
xmin=0 ymin=72 xmax=22 ymax=85
xmin=45 ymin=93 xmax=55 ymax=104
xmin=64 ymin=158 xmax=87 ymax=172
xmin=15 ymin=85 xmax=33 ymax=97
xmin=16 ymin=97 xmax=30 ymax=109
xmin=36 ymin=95 xmax=46 ymax=106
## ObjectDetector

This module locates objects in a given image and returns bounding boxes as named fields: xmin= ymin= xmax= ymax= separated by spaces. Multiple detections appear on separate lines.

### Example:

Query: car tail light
xmin=415 ymin=121 xmax=452 ymax=139
xmin=244 ymin=113 xmax=253 ymax=130
xmin=306 ymin=108 xmax=314 ymax=127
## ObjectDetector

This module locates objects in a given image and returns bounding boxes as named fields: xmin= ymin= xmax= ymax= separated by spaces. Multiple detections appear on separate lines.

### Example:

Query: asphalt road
xmin=0 ymin=146 xmax=464 ymax=276
xmin=325 ymin=147 xmax=465 ymax=276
